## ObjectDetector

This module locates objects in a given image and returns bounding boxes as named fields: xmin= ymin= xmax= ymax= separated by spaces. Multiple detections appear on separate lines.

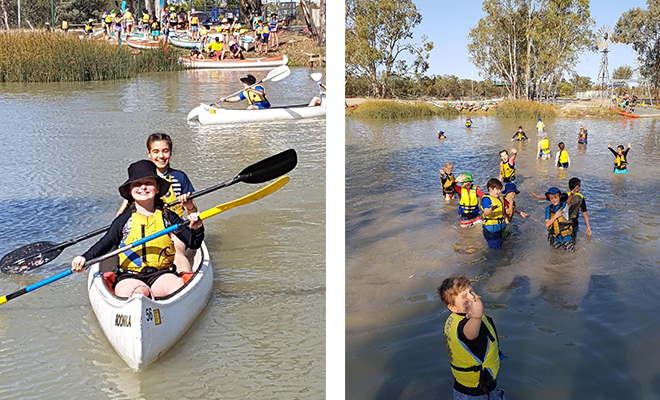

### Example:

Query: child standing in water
xmin=577 ymin=121 xmax=588 ymax=144
xmin=608 ymin=142 xmax=631 ymax=173
xmin=440 ymin=162 xmax=457 ymax=203
xmin=438 ymin=275 xmax=506 ymax=400
xmin=536 ymin=117 xmax=545 ymax=132
xmin=511 ymin=126 xmax=528 ymax=141
xmin=544 ymin=187 xmax=574 ymax=251
xmin=454 ymin=173 xmax=484 ymax=228
xmin=465 ymin=118 xmax=473 ymax=128
xmin=503 ymin=183 xmax=528 ymax=229
xmin=480 ymin=178 xmax=507 ymax=249
xmin=498 ymin=149 xmax=517 ymax=184
xmin=537 ymin=132 xmax=551 ymax=159
xmin=555 ymin=142 xmax=570 ymax=168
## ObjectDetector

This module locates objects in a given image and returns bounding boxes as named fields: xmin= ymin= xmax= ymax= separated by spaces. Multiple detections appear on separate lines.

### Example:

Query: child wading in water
xmin=498 ymin=149 xmax=517 ymax=184
xmin=480 ymin=178 xmax=507 ymax=249
xmin=608 ymin=142 xmax=631 ymax=174
xmin=440 ymin=162 xmax=456 ymax=203
xmin=438 ymin=276 xmax=506 ymax=400
xmin=577 ymin=121 xmax=588 ymax=144
xmin=512 ymin=126 xmax=528 ymax=141
xmin=118 ymin=133 xmax=199 ymax=272
xmin=536 ymin=117 xmax=545 ymax=132
xmin=555 ymin=142 xmax=570 ymax=169
xmin=544 ymin=187 xmax=574 ymax=251
xmin=537 ymin=132 xmax=551 ymax=160
xmin=454 ymin=173 xmax=484 ymax=228
xmin=530 ymin=177 xmax=591 ymax=238
xmin=72 ymin=160 xmax=204 ymax=298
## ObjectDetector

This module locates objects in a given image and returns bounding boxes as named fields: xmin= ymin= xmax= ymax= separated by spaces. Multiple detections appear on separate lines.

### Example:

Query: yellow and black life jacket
xmin=118 ymin=209 xmax=175 ymax=272
xmin=169 ymin=12 xmax=178 ymax=23
xmin=539 ymin=138 xmax=550 ymax=155
xmin=124 ymin=11 xmax=133 ymax=22
xmin=444 ymin=313 xmax=501 ymax=390
xmin=480 ymin=195 xmax=505 ymax=230
xmin=61 ymin=21 xmax=68 ymax=30
xmin=142 ymin=13 xmax=150 ymax=23
xmin=442 ymin=173 xmax=456 ymax=195
xmin=191 ymin=15 xmax=199 ymax=25
xmin=261 ymin=25 xmax=270 ymax=35
xmin=458 ymin=186 xmax=479 ymax=215
xmin=243 ymin=87 xmax=267 ymax=105
xmin=160 ymin=174 xmax=185 ymax=218
xmin=105 ymin=14 xmax=113 ymax=23
xmin=500 ymin=161 xmax=515 ymax=182
xmin=465 ymin=120 xmax=472 ymax=127
xmin=150 ymin=21 xmax=159 ymax=32
xmin=548 ymin=203 xmax=573 ymax=240
xmin=558 ymin=149 xmax=569 ymax=164
xmin=615 ymin=153 xmax=627 ymax=170
xmin=84 ymin=23 xmax=93 ymax=33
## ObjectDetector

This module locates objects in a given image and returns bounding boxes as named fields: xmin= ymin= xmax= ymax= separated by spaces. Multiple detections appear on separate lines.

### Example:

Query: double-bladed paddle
xmin=186 ymin=65 xmax=291 ymax=121
xmin=0 ymin=149 xmax=297 ymax=274
xmin=0 ymin=176 xmax=290 ymax=307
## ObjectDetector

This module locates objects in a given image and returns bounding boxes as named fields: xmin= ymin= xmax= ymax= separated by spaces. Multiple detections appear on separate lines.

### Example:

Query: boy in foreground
xmin=439 ymin=276 xmax=505 ymax=400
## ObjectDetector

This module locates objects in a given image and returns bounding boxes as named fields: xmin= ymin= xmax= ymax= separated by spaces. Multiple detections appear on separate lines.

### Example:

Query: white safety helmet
xmin=229 ymin=40 xmax=235 ymax=46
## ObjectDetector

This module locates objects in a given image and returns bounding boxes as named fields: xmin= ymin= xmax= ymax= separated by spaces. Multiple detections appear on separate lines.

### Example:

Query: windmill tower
xmin=597 ymin=25 xmax=613 ymax=106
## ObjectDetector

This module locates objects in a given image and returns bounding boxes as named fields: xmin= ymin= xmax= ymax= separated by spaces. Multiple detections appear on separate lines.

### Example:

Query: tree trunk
xmin=299 ymin=0 xmax=318 ymax=40
xmin=241 ymin=0 xmax=262 ymax=24
xmin=0 ymin=0 xmax=9 ymax=30
xmin=317 ymin=0 xmax=325 ymax=46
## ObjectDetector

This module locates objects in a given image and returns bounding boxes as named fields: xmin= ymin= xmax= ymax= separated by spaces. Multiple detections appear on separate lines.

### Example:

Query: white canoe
xmin=195 ymin=101 xmax=326 ymax=125
xmin=180 ymin=55 xmax=288 ymax=69
xmin=125 ymin=37 xmax=162 ymax=50
xmin=87 ymin=242 xmax=213 ymax=370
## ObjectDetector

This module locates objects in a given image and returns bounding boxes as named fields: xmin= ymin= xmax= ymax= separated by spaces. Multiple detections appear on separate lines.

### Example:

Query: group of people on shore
xmin=436 ymin=117 xmax=637 ymax=399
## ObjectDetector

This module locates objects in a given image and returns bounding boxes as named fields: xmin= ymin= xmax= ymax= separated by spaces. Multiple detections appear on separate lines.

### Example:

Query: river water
xmin=0 ymin=68 xmax=325 ymax=399
xmin=346 ymin=116 xmax=660 ymax=399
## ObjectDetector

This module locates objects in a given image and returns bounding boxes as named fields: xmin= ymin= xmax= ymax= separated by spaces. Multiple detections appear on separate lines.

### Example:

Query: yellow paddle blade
xmin=199 ymin=176 xmax=290 ymax=221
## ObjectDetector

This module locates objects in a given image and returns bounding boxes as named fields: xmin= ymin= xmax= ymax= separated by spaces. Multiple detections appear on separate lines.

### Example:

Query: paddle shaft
xmin=0 ymin=176 xmax=290 ymax=306
xmin=1 ymin=149 xmax=297 ymax=272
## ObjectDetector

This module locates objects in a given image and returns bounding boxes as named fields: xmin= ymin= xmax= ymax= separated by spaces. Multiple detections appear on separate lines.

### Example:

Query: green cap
xmin=457 ymin=173 xmax=473 ymax=183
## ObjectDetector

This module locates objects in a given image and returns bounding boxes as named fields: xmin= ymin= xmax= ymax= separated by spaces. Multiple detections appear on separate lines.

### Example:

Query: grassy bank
xmin=0 ymin=31 xmax=183 ymax=82
xmin=346 ymin=100 xmax=460 ymax=119
xmin=262 ymin=30 xmax=325 ymax=68
xmin=494 ymin=99 xmax=558 ymax=118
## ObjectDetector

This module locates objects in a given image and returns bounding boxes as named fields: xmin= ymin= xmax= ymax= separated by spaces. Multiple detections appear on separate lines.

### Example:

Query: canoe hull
xmin=609 ymin=107 xmax=640 ymax=118
xmin=125 ymin=37 xmax=162 ymax=50
xmin=196 ymin=102 xmax=326 ymax=125
xmin=180 ymin=55 xmax=288 ymax=69
xmin=87 ymin=242 xmax=213 ymax=370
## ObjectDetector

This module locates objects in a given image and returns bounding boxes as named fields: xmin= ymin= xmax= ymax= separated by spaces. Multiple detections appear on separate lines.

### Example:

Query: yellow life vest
xmin=243 ymin=87 xmax=267 ymax=105
xmin=61 ymin=21 xmax=68 ymax=29
xmin=160 ymin=174 xmax=185 ymax=218
xmin=559 ymin=149 xmax=569 ymax=164
xmin=191 ymin=15 xmax=199 ymax=25
xmin=539 ymin=139 xmax=549 ymax=150
xmin=615 ymin=153 xmax=627 ymax=170
xmin=480 ymin=195 xmax=505 ymax=229
xmin=142 ymin=13 xmax=150 ymax=23
xmin=262 ymin=25 xmax=270 ymax=35
xmin=150 ymin=21 xmax=159 ymax=31
xmin=500 ymin=161 xmax=515 ymax=181
xmin=458 ymin=186 xmax=479 ymax=215
xmin=465 ymin=120 xmax=472 ymax=127
xmin=124 ymin=11 xmax=133 ymax=22
xmin=548 ymin=203 xmax=573 ymax=240
xmin=169 ymin=12 xmax=178 ymax=22
xmin=118 ymin=209 xmax=175 ymax=272
xmin=200 ymin=26 xmax=207 ymax=36
xmin=444 ymin=313 xmax=501 ymax=390
xmin=106 ymin=14 xmax=114 ymax=23
xmin=206 ymin=41 xmax=223 ymax=53
xmin=442 ymin=173 xmax=456 ymax=195
xmin=84 ymin=23 xmax=93 ymax=33
xmin=536 ymin=121 xmax=544 ymax=131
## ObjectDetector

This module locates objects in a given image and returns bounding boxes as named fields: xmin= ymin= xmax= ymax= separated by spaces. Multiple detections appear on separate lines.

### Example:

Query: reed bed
xmin=494 ymin=99 xmax=558 ymax=119
xmin=346 ymin=100 xmax=460 ymax=119
xmin=0 ymin=31 xmax=183 ymax=83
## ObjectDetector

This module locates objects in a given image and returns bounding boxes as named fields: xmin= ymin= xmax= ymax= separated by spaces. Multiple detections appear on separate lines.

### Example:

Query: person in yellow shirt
xmin=124 ymin=9 xmax=133 ymax=34
xmin=206 ymin=36 xmax=224 ymax=59
xmin=61 ymin=19 xmax=69 ymax=35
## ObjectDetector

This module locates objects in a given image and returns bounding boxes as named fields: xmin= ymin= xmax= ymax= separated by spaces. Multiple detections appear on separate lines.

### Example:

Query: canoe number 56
xmin=146 ymin=307 xmax=162 ymax=326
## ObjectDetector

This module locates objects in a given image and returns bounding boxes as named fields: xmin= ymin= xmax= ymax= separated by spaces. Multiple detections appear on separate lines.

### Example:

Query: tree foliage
xmin=468 ymin=0 xmax=595 ymax=100
xmin=345 ymin=0 xmax=433 ymax=98
xmin=615 ymin=2 xmax=660 ymax=97
xmin=612 ymin=65 xmax=634 ymax=80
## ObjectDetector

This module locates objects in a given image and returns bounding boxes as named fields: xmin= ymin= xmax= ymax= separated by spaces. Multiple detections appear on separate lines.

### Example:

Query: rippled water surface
xmin=346 ymin=116 xmax=660 ymax=399
xmin=0 ymin=68 xmax=325 ymax=399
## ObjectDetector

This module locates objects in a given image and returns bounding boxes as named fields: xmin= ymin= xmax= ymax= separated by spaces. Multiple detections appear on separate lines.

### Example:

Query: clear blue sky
xmin=411 ymin=0 xmax=648 ymax=81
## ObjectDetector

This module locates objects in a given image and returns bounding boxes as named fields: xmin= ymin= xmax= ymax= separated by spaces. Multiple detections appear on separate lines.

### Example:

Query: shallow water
xmin=345 ymin=116 xmax=660 ymax=399
xmin=0 ymin=68 xmax=325 ymax=399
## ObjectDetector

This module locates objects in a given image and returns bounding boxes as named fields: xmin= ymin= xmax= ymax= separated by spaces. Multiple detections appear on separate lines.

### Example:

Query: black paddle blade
xmin=238 ymin=149 xmax=298 ymax=184
xmin=0 ymin=242 xmax=63 ymax=274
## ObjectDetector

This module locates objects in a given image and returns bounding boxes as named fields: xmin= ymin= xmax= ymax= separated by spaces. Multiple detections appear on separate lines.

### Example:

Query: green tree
xmin=346 ymin=0 xmax=433 ymax=98
xmin=615 ymin=3 xmax=660 ymax=99
xmin=570 ymin=74 xmax=594 ymax=92
xmin=612 ymin=65 xmax=634 ymax=79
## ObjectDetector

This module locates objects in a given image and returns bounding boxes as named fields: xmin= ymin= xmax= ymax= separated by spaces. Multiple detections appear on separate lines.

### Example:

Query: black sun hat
xmin=118 ymin=160 xmax=170 ymax=201
xmin=240 ymin=74 xmax=257 ymax=85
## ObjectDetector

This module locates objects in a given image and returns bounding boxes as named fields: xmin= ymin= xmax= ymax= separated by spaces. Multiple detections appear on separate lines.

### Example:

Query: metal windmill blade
xmin=597 ymin=25 xmax=613 ymax=51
